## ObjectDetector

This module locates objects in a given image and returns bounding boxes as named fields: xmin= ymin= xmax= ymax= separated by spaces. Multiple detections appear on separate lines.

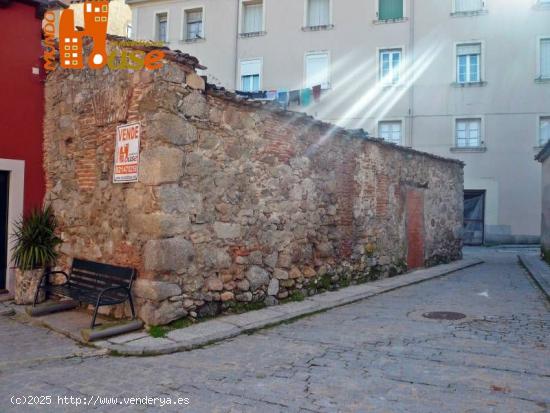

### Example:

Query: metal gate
xmin=463 ymin=190 xmax=485 ymax=245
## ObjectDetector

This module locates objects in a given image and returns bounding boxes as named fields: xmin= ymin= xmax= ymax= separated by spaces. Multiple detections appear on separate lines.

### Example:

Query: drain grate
xmin=422 ymin=311 xmax=466 ymax=320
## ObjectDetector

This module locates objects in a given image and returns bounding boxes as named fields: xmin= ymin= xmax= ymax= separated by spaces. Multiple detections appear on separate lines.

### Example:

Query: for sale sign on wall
xmin=113 ymin=122 xmax=141 ymax=183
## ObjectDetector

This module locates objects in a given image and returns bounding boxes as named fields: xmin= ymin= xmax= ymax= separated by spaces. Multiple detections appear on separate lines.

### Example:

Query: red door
xmin=406 ymin=189 xmax=425 ymax=270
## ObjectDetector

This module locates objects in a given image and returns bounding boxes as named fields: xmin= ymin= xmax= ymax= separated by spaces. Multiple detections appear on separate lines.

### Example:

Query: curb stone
xmin=518 ymin=254 xmax=550 ymax=300
xmin=94 ymin=257 xmax=484 ymax=356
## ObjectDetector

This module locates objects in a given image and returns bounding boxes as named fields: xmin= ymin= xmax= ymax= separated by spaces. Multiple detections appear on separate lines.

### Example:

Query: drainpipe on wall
xmin=234 ymin=0 xmax=240 ymax=90
xmin=408 ymin=0 xmax=415 ymax=148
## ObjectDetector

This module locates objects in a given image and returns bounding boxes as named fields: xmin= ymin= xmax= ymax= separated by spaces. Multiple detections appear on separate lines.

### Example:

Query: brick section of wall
xmin=376 ymin=173 xmax=390 ymax=218
xmin=336 ymin=146 xmax=357 ymax=258
xmin=43 ymin=49 xmax=463 ymax=325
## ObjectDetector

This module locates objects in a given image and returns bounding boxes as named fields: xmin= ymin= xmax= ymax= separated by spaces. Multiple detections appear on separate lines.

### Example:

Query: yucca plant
xmin=11 ymin=206 xmax=62 ymax=271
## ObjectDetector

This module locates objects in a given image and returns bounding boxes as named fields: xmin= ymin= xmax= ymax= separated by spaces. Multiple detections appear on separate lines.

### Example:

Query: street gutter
xmin=94 ymin=257 xmax=484 ymax=356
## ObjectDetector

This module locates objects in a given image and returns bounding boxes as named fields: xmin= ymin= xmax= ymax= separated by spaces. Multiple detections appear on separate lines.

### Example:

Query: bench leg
xmin=91 ymin=295 xmax=103 ymax=329
xmin=128 ymin=294 xmax=136 ymax=320
xmin=32 ymin=278 xmax=45 ymax=308
xmin=90 ymin=305 xmax=99 ymax=329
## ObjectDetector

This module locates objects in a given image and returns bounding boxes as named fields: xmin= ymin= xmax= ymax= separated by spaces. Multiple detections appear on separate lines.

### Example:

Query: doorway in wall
xmin=463 ymin=190 xmax=485 ymax=246
xmin=0 ymin=171 xmax=9 ymax=291
xmin=406 ymin=189 xmax=425 ymax=270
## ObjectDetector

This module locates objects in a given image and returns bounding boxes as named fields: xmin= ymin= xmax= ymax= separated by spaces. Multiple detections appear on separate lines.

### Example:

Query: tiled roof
xmin=205 ymin=84 xmax=464 ymax=166
xmin=106 ymin=35 xmax=206 ymax=71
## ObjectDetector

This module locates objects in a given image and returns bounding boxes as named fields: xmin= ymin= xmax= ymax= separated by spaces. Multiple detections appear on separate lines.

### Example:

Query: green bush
xmin=11 ymin=206 xmax=62 ymax=270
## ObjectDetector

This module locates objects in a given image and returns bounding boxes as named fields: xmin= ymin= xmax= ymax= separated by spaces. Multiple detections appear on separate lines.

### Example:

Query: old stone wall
xmin=44 ymin=49 xmax=463 ymax=325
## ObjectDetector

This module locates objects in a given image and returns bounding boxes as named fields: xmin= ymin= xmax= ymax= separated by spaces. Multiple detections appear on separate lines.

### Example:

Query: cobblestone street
xmin=1 ymin=248 xmax=549 ymax=412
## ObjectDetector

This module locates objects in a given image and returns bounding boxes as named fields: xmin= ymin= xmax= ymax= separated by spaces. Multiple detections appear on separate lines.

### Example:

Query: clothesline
xmin=235 ymin=84 xmax=323 ymax=108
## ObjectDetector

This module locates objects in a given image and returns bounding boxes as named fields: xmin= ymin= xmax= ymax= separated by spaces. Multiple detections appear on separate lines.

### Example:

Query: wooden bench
xmin=33 ymin=258 xmax=136 ymax=329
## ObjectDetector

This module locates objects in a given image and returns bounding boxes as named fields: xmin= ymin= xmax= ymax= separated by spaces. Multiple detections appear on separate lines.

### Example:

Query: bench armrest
xmin=99 ymin=285 xmax=130 ymax=294
xmin=96 ymin=285 xmax=131 ymax=304
xmin=44 ymin=270 xmax=70 ymax=284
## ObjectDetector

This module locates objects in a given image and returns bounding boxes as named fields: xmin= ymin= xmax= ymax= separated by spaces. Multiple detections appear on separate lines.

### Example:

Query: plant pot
xmin=14 ymin=268 xmax=45 ymax=305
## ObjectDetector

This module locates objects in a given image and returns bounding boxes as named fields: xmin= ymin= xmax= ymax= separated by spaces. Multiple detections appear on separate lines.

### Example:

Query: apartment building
xmin=127 ymin=0 xmax=550 ymax=244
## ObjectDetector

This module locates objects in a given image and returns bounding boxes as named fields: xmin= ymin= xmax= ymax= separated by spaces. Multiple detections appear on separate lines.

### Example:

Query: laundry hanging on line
xmin=300 ymin=88 xmax=312 ymax=107
xmin=277 ymin=90 xmax=289 ymax=108
xmin=235 ymin=85 xmax=323 ymax=108
xmin=312 ymin=85 xmax=322 ymax=102
xmin=289 ymin=90 xmax=300 ymax=105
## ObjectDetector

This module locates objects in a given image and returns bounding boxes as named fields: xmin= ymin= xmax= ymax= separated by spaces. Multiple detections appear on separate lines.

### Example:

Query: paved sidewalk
xmin=95 ymin=257 xmax=482 ymax=355
xmin=518 ymin=254 xmax=550 ymax=299
xmin=1 ymin=248 xmax=548 ymax=412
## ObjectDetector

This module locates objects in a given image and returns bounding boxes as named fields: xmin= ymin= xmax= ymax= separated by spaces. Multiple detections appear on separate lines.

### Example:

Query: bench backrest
xmin=69 ymin=258 xmax=136 ymax=292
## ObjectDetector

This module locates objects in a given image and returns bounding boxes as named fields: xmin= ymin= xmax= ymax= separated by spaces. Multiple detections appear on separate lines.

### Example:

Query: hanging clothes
xmin=289 ymin=90 xmax=300 ymax=105
xmin=277 ymin=90 xmax=289 ymax=108
xmin=312 ymin=85 xmax=322 ymax=102
xmin=235 ymin=90 xmax=267 ymax=99
xmin=300 ymin=88 xmax=312 ymax=106
xmin=266 ymin=90 xmax=278 ymax=101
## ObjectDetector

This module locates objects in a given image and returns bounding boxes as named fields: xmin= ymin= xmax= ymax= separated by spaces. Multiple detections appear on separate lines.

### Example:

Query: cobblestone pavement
xmin=1 ymin=248 xmax=549 ymax=413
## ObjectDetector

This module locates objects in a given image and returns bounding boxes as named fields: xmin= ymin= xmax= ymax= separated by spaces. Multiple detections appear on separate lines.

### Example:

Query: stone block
xmin=157 ymin=184 xmax=203 ymax=214
xmin=139 ymin=300 xmax=186 ymax=326
xmin=267 ymin=278 xmax=279 ymax=296
xmin=144 ymin=236 xmax=195 ymax=272
xmin=140 ymin=147 xmax=184 ymax=185
xmin=128 ymin=213 xmax=190 ymax=238
xmin=273 ymin=269 xmax=289 ymax=280
xmin=148 ymin=112 xmax=198 ymax=146
xmin=249 ymin=250 xmax=263 ymax=265
xmin=160 ymin=63 xmax=186 ymax=84
xmin=264 ymin=251 xmax=278 ymax=269
xmin=289 ymin=266 xmax=302 ymax=279
xmin=245 ymin=266 xmax=270 ymax=291
xmin=303 ymin=266 xmax=317 ymax=278
xmin=277 ymin=253 xmax=292 ymax=269
xmin=213 ymin=222 xmax=242 ymax=239
xmin=203 ymin=247 xmax=232 ymax=269
xmin=181 ymin=90 xmax=208 ymax=118
xmin=205 ymin=276 xmax=223 ymax=292
xmin=236 ymin=279 xmax=250 ymax=291
xmin=133 ymin=279 xmax=182 ymax=301
xmin=235 ymin=292 xmax=253 ymax=302
xmin=315 ymin=242 xmax=333 ymax=258
xmin=185 ymin=72 xmax=205 ymax=90
xmin=220 ymin=291 xmax=234 ymax=302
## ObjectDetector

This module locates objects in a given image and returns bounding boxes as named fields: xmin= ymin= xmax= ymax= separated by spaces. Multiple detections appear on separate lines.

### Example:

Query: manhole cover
xmin=422 ymin=311 xmax=466 ymax=320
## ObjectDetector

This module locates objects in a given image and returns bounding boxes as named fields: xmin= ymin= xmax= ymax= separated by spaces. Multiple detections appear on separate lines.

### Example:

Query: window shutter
xmin=241 ymin=59 xmax=261 ymax=77
xmin=457 ymin=43 xmax=481 ymax=56
xmin=187 ymin=10 xmax=202 ymax=23
xmin=379 ymin=0 xmax=403 ymax=20
xmin=305 ymin=53 xmax=329 ymax=89
xmin=541 ymin=39 xmax=550 ymax=78
xmin=455 ymin=0 xmax=483 ymax=12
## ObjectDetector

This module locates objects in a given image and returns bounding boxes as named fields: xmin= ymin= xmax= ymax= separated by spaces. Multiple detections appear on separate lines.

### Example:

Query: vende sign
xmin=114 ymin=122 xmax=141 ymax=183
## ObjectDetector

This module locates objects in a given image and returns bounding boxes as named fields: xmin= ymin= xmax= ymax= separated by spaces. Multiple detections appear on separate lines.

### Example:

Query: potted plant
xmin=12 ymin=206 xmax=62 ymax=305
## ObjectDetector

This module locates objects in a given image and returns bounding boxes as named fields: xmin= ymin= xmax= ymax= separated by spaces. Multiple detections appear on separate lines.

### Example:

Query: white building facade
xmin=127 ymin=0 xmax=550 ymax=244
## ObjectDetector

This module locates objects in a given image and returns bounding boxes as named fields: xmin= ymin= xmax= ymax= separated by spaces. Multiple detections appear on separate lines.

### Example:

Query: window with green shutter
xmin=379 ymin=0 xmax=403 ymax=20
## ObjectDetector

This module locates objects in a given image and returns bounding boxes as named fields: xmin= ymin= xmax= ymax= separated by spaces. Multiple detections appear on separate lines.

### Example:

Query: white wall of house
xmin=0 ymin=159 xmax=25 ymax=293
xmin=127 ymin=0 xmax=550 ymax=243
